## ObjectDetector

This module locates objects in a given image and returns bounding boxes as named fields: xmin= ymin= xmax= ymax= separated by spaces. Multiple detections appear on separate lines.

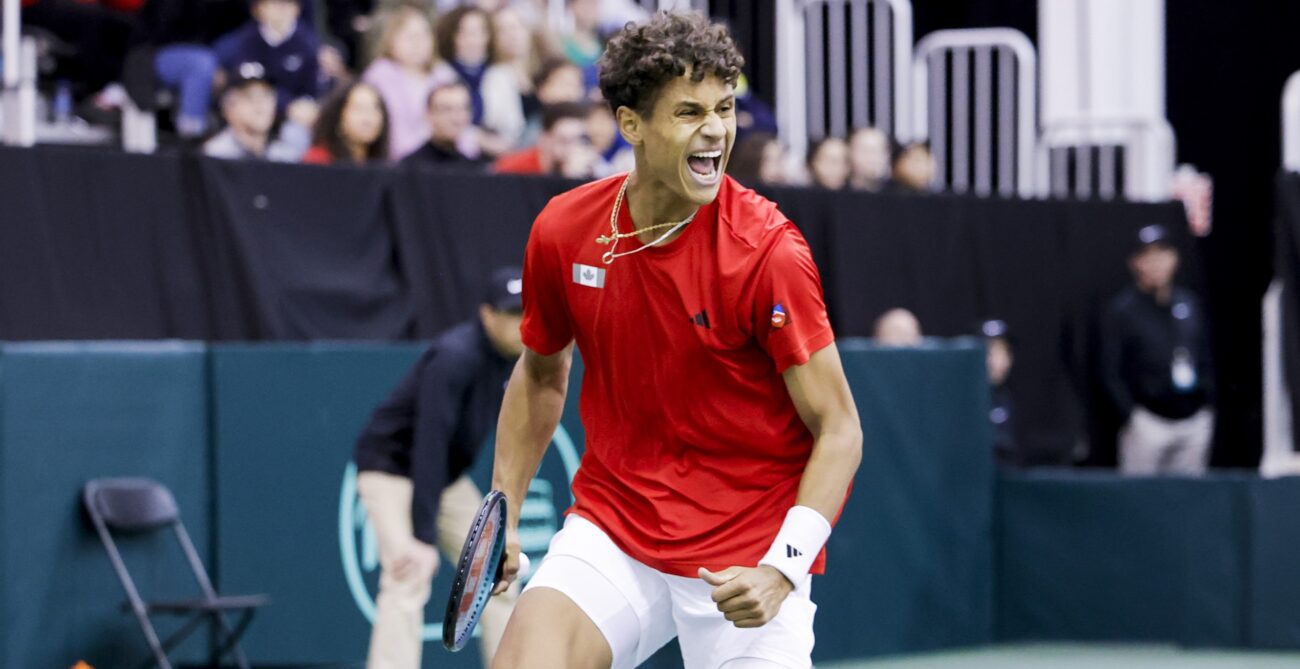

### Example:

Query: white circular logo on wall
xmin=338 ymin=426 xmax=581 ymax=640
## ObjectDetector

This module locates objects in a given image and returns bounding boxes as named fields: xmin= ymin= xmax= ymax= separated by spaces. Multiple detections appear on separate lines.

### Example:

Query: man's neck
xmin=231 ymin=126 xmax=269 ymax=156
xmin=259 ymin=23 xmax=296 ymax=48
xmin=851 ymin=175 xmax=881 ymax=191
xmin=1140 ymin=283 xmax=1174 ymax=305
xmin=347 ymin=141 xmax=367 ymax=163
xmin=624 ymin=169 xmax=700 ymax=242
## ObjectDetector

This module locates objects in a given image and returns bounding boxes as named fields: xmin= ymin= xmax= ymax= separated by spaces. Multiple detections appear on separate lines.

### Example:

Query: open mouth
xmin=686 ymin=149 xmax=723 ymax=183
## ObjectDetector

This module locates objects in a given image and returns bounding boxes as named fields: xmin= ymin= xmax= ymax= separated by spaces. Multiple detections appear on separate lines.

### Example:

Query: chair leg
xmin=158 ymin=612 xmax=208 ymax=656
xmin=127 ymin=608 xmax=173 ymax=669
xmin=208 ymin=609 xmax=256 ymax=669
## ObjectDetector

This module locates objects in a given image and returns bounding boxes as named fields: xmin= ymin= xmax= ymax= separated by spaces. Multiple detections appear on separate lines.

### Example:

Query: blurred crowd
xmin=19 ymin=0 xmax=947 ymax=188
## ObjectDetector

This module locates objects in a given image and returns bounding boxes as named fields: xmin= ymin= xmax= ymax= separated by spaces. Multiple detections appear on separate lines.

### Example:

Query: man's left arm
xmin=782 ymin=343 xmax=863 ymax=521
xmin=702 ymin=343 xmax=862 ymax=627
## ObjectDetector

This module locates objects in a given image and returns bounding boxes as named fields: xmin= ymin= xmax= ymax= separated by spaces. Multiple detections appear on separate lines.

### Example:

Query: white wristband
xmin=758 ymin=505 xmax=832 ymax=586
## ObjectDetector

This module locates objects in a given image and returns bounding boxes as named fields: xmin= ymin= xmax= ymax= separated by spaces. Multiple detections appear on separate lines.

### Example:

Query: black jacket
xmin=354 ymin=320 xmax=514 ymax=545
xmin=1100 ymin=285 xmax=1214 ymax=420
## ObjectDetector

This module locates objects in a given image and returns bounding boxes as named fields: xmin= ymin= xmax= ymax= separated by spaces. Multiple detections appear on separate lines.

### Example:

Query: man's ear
xmin=616 ymin=105 xmax=643 ymax=147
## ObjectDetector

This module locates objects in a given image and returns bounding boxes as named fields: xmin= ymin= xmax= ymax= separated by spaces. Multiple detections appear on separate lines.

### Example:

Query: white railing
xmin=776 ymin=0 xmax=912 ymax=168
xmin=1262 ymin=279 xmax=1300 ymax=476
xmin=1036 ymin=115 xmax=1175 ymax=201
xmin=1 ymin=33 xmax=36 ymax=147
xmin=912 ymin=28 xmax=1035 ymax=198
xmin=1283 ymin=71 xmax=1300 ymax=172
xmin=1264 ymin=72 xmax=1300 ymax=475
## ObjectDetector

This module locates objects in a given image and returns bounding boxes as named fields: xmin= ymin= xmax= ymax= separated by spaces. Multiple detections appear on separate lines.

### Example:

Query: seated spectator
xmin=493 ymin=102 xmax=596 ymax=178
xmin=807 ymin=136 xmax=850 ymax=191
xmin=734 ymin=73 xmax=779 ymax=141
xmin=560 ymin=0 xmax=604 ymax=92
xmin=873 ymin=308 xmax=922 ymax=347
xmin=887 ymin=140 xmax=936 ymax=193
xmin=362 ymin=6 xmax=451 ymax=160
xmin=492 ymin=5 xmax=552 ymax=124
xmin=213 ymin=0 xmax=321 ymax=124
xmin=1102 ymin=224 xmax=1215 ymax=476
xmin=727 ymin=132 xmax=788 ymax=188
xmin=402 ymin=82 xmax=486 ymax=167
xmin=126 ymin=0 xmax=250 ymax=139
xmin=978 ymin=319 xmax=1019 ymax=466
xmin=302 ymin=81 xmax=388 ymax=165
xmin=585 ymin=101 xmax=632 ymax=175
xmin=518 ymin=57 xmax=585 ymax=148
xmin=432 ymin=5 xmax=525 ymax=157
xmin=204 ymin=64 xmax=308 ymax=161
xmin=849 ymin=126 xmax=891 ymax=191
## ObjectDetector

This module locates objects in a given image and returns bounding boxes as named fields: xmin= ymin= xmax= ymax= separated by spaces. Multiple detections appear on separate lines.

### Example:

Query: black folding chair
xmin=83 ymin=478 xmax=269 ymax=669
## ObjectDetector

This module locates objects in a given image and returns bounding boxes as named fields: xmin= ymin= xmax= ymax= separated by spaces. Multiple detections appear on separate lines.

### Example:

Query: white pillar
xmin=1040 ymin=0 xmax=1164 ymax=124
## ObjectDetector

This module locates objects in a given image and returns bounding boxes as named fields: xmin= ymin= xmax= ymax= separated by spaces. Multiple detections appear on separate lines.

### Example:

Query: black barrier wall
xmin=0 ymin=145 xmax=1194 ymax=464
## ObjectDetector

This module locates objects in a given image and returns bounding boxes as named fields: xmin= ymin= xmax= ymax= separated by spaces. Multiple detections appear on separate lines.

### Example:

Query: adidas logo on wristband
xmin=786 ymin=544 xmax=802 ymax=558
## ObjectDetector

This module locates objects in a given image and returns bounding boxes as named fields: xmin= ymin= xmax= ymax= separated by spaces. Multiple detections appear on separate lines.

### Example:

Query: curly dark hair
xmin=597 ymin=11 xmax=744 ymax=117
xmin=311 ymin=81 xmax=390 ymax=164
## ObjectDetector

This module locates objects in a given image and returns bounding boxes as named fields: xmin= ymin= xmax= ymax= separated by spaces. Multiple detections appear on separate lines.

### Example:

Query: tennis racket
xmin=442 ymin=490 xmax=509 ymax=652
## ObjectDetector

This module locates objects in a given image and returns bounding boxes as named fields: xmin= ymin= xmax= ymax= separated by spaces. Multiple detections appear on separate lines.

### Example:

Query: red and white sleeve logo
xmin=771 ymin=303 xmax=789 ymax=329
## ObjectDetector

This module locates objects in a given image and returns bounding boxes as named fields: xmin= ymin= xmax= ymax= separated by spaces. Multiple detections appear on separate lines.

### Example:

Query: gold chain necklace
xmin=596 ymin=173 xmax=698 ymax=264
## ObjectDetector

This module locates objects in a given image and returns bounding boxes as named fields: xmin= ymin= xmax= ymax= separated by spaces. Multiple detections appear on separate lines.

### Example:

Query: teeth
xmin=690 ymin=150 xmax=723 ymax=159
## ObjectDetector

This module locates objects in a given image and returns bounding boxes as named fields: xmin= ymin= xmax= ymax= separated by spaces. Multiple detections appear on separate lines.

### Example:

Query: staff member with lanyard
xmin=354 ymin=267 xmax=524 ymax=669
xmin=1101 ymin=224 xmax=1215 ymax=475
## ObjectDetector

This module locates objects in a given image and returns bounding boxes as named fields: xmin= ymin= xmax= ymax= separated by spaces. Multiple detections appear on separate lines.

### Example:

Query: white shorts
xmin=523 ymin=514 xmax=817 ymax=669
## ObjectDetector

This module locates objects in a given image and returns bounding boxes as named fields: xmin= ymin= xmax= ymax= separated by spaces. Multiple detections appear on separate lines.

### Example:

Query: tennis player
xmin=489 ymin=12 xmax=862 ymax=669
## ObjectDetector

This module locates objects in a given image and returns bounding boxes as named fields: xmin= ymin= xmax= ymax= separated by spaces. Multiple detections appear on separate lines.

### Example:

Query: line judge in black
xmin=353 ymin=267 xmax=524 ymax=669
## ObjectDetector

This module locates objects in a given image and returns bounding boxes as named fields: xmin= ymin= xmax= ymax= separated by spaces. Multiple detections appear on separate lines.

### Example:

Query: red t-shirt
xmin=301 ymin=145 xmax=334 ymax=165
xmin=493 ymin=146 xmax=544 ymax=174
xmin=521 ymin=173 xmax=840 ymax=576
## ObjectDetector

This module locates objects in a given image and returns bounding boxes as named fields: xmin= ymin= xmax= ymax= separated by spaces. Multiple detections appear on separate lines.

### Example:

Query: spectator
xmin=302 ymin=81 xmax=389 ymax=165
xmin=493 ymin=102 xmax=596 ymax=178
xmin=433 ymin=5 xmax=525 ymax=156
xmin=213 ymin=0 xmax=321 ymax=133
xmin=979 ymin=319 xmax=1020 ymax=466
xmin=517 ymin=57 xmax=585 ymax=147
xmin=585 ymin=101 xmax=632 ymax=175
xmin=203 ymin=64 xmax=308 ymax=161
xmin=125 ymin=0 xmax=249 ymax=138
xmin=492 ymin=5 xmax=551 ymax=124
xmin=727 ymin=132 xmax=788 ymax=188
xmin=402 ymin=82 xmax=486 ymax=167
xmin=873 ymin=308 xmax=922 ymax=347
xmin=888 ymin=140 xmax=935 ymax=193
xmin=1101 ymin=224 xmax=1215 ymax=475
xmin=362 ymin=6 xmax=449 ymax=160
xmin=560 ymin=0 xmax=603 ymax=91
xmin=807 ymin=136 xmax=850 ymax=191
xmin=849 ymin=126 xmax=890 ymax=192
xmin=733 ymin=73 xmax=778 ymax=141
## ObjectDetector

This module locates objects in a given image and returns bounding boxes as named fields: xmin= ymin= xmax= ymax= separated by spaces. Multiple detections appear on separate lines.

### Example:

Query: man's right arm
xmin=491 ymin=343 xmax=572 ymax=593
